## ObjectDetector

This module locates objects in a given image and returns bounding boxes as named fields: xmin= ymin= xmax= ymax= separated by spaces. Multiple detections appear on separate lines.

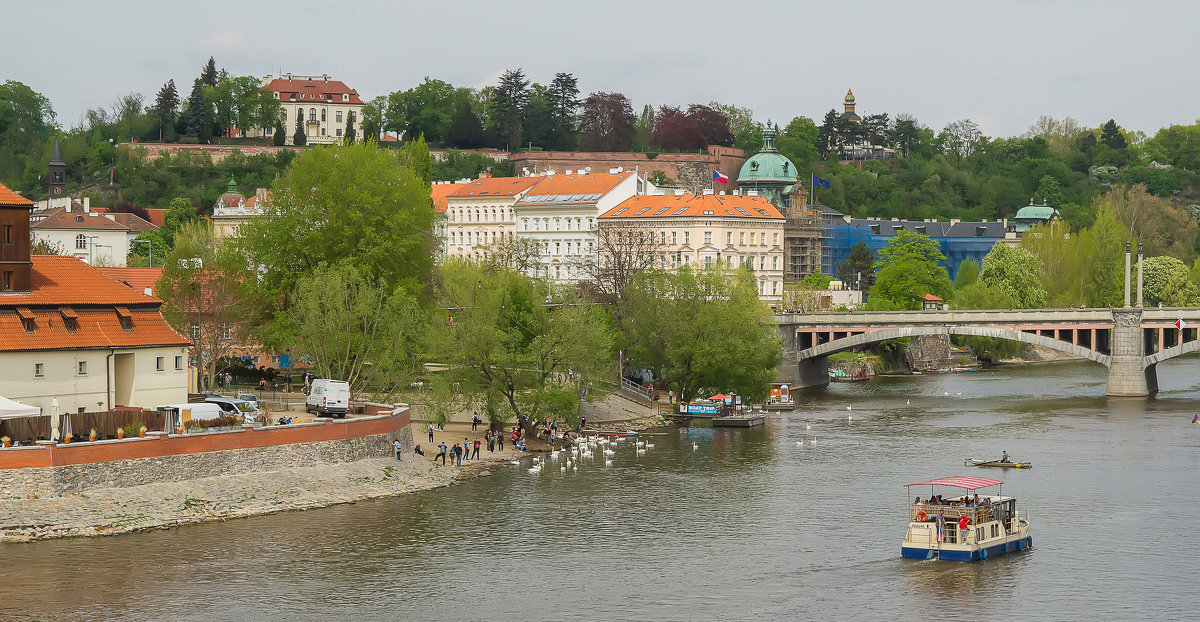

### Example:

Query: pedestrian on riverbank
xmin=436 ymin=442 xmax=447 ymax=465
xmin=464 ymin=438 xmax=471 ymax=460
xmin=414 ymin=444 xmax=424 ymax=457
xmin=437 ymin=420 xmax=444 ymax=431
xmin=497 ymin=431 xmax=504 ymax=451
xmin=393 ymin=438 xmax=403 ymax=460
xmin=427 ymin=423 xmax=435 ymax=443
xmin=472 ymin=439 xmax=480 ymax=460
xmin=454 ymin=443 xmax=463 ymax=467
xmin=471 ymin=413 xmax=480 ymax=432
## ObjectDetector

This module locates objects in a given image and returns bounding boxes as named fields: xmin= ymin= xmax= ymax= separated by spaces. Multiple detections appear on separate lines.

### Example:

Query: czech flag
xmin=713 ymin=170 xmax=729 ymax=184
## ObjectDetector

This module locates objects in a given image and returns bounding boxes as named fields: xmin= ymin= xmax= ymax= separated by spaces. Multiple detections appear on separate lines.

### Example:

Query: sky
xmin=5 ymin=0 xmax=1199 ymax=140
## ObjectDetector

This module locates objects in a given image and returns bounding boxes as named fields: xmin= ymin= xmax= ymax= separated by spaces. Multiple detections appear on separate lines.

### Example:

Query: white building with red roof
xmin=254 ymin=73 xmax=365 ymax=145
xmin=444 ymin=176 xmax=545 ymax=261
xmin=0 ymin=183 xmax=189 ymax=418
xmin=599 ymin=192 xmax=786 ymax=302
xmin=31 ymin=200 xmax=157 ymax=267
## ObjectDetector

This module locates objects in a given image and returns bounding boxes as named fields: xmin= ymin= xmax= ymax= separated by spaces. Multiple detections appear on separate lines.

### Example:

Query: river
xmin=3 ymin=358 xmax=1199 ymax=621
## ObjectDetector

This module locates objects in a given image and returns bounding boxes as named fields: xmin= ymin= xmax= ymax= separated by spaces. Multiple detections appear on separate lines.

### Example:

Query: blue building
xmin=824 ymin=215 xmax=1013 ymax=282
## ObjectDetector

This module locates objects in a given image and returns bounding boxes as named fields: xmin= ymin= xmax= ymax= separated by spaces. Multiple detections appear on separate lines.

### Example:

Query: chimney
xmin=82 ymin=197 xmax=90 ymax=213
xmin=64 ymin=202 xmax=71 ymax=213
xmin=286 ymin=72 xmax=293 ymax=82
xmin=323 ymin=74 xmax=329 ymax=83
xmin=565 ymin=169 xmax=573 ymax=175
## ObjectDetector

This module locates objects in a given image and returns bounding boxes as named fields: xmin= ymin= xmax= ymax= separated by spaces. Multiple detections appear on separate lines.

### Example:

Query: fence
xmin=0 ymin=409 xmax=166 ymax=444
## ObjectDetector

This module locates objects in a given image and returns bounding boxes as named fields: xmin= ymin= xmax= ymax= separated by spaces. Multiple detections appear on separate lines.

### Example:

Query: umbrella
xmin=709 ymin=394 xmax=730 ymax=400
xmin=0 ymin=394 xmax=40 ymax=420
xmin=50 ymin=398 xmax=60 ymax=442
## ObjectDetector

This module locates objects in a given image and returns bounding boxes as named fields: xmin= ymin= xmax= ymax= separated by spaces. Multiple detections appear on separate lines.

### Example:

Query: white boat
xmin=902 ymin=476 xmax=1032 ymax=562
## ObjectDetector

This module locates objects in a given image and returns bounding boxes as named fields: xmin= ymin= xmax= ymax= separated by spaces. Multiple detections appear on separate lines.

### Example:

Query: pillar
xmin=1136 ymin=243 xmax=1144 ymax=308
xmin=1123 ymin=242 xmax=1131 ymax=309
xmin=1107 ymin=309 xmax=1156 ymax=396
xmin=1157 ymin=327 xmax=1164 ymax=352
xmin=794 ymin=355 xmax=830 ymax=390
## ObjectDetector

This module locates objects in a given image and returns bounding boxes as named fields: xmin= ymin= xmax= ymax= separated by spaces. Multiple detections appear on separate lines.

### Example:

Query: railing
xmin=909 ymin=503 xmax=1000 ymax=525
xmin=618 ymin=377 xmax=651 ymax=403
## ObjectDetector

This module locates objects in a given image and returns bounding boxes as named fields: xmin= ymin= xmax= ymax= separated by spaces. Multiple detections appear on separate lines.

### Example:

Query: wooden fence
xmin=0 ymin=409 xmax=167 ymax=444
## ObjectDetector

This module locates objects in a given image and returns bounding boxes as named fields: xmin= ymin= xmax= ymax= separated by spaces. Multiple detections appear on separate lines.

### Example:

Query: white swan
xmin=605 ymin=459 xmax=613 ymax=467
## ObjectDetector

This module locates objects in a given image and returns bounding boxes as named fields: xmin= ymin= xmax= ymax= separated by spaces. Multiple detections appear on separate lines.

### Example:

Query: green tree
xmin=954 ymin=258 xmax=980 ymax=289
xmin=385 ymin=77 xmax=456 ymax=142
xmin=547 ymin=72 xmax=580 ymax=150
xmin=238 ymin=142 xmax=434 ymax=302
xmin=361 ymin=95 xmax=386 ymax=142
xmin=151 ymin=79 xmax=179 ymax=141
xmin=343 ymin=111 xmax=356 ymax=144
xmin=949 ymin=282 xmax=1021 ymax=361
xmin=708 ymin=102 xmax=761 ymax=153
xmin=446 ymin=89 xmax=484 ymax=148
xmin=891 ymin=113 xmax=923 ymax=158
xmin=292 ymin=105 xmax=306 ymax=146
xmin=272 ymin=114 xmax=286 ymax=146
xmin=836 ymin=241 xmax=875 ymax=290
xmin=798 ymin=267 xmax=834 ymax=290
xmin=0 ymin=80 xmax=55 ymax=191
xmin=1098 ymin=183 xmax=1196 ymax=260
xmin=1141 ymin=255 xmax=1197 ymax=307
xmin=621 ymin=266 xmax=780 ymax=402
xmin=1034 ymin=175 xmax=1065 ymax=207
xmin=283 ymin=260 xmax=426 ymax=396
xmin=490 ymin=69 xmax=529 ymax=149
xmin=160 ymin=197 xmax=200 ymax=247
xmin=979 ymin=245 xmax=1047 ymax=308
xmin=870 ymin=231 xmax=953 ymax=309
xmin=181 ymin=79 xmax=212 ymax=141
xmin=199 ymin=57 xmax=219 ymax=88
xmin=777 ymin=116 xmax=819 ymax=170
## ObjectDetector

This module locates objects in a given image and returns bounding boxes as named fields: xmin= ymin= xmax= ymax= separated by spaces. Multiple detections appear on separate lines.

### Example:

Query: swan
xmin=692 ymin=442 xmax=699 ymax=450
xmin=795 ymin=441 xmax=804 ymax=446
xmin=906 ymin=399 xmax=910 ymax=405
xmin=846 ymin=405 xmax=852 ymax=411
xmin=806 ymin=424 xmax=812 ymax=430
xmin=605 ymin=459 xmax=613 ymax=467
xmin=646 ymin=443 xmax=655 ymax=448
xmin=560 ymin=466 xmax=566 ymax=472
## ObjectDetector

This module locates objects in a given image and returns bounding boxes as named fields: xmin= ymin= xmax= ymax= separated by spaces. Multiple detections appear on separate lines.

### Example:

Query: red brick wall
xmin=0 ymin=407 xmax=410 ymax=470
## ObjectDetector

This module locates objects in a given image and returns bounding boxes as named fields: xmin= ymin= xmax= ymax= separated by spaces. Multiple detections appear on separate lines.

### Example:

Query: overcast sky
xmin=6 ymin=0 xmax=1198 ymax=139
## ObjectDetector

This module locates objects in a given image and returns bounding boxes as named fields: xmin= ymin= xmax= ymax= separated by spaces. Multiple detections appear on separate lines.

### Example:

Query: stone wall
xmin=507 ymin=146 xmax=747 ymax=193
xmin=0 ymin=425 xmax=415 ymax=499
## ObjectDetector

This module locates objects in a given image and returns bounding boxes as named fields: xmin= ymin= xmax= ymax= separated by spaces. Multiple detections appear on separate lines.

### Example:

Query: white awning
xmin=0 ymin=395 xmax=41 ymax=420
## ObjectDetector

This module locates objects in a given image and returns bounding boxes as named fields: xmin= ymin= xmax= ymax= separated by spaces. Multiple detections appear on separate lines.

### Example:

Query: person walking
xmin=427 ymin=423 xmax=435 ymax=443
xmin=225 ymin=372 xmax=233 ymax=391
xmin=393 ymin=438 xmax=403 ymax=460
xmin=497 ymin=430 xmax=504 ymax=451
xmin=471 ymin=412 xmax=479 ymax=432
xmin=436 ymin=442 xmax=447 ymax=465
xmin=464 ymin=437 xmax=471 ymax=461
xmin=472 ymin=439 xmax=480 ymax=460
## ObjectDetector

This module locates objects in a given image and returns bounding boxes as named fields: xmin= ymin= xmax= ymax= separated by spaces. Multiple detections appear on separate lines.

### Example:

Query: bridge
xmin=775 ymin=307 xmax=1200 ymax=396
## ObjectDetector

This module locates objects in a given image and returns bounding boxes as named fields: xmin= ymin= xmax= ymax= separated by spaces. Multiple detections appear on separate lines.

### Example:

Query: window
xmin=190 ymin=322 xmax=200 ymax=340
xmin=671 ymin=231 xmax=677 ymax=245
xmin=156 ymin=356 xmax=165 ymax=371
xmin=684 ymin=232 xmax=690 ymax=245
xmin=336 ymin=129 xmax=342 ymax=137
xmin=175 ymin=355 xmax=183 ymax=371
xmin=761 ymin=233 xmax=766 ymax=245
xmin=1 ymin=271 xmax=11 ymax=291
xmin=77 ymin=360 xmax=87 ymax=376
xmin=726 ymin=232 xmax=732 ymax=245
xmin=76 ymin=234 xmax=87 ymax=249
xmin=773 ymin=256 xmax=779 ymax=269
xmin=773 ymin=233 xmax=779 ymax=246
xmin=309 ymin=108 xmax=316 ymax=121
xmin=219 ymin=322 xmax=231 ymax=340
xmin=321 ymin=109 xmax=327 ymax=122
xmin=2 ymin=224 xmax=11 ymax=244
xmin=704 ymin=231 xmax=712 ymax=245
xmin=760 ymin=256 xmax=766 ymax=269
xmin=336 ymin=111 xmax=343 ymax=122
xmin=34 ymin=362 xmax=44 ymax=378
xmin=739 ymin=232 xmax=745 ymax=245
xmin=321 ymin=128 xmax=326 ymax=136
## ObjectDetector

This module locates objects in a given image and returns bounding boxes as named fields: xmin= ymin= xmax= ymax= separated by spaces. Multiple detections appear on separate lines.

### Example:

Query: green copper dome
xmin=738 ymin=122 xmax=799 ymax=184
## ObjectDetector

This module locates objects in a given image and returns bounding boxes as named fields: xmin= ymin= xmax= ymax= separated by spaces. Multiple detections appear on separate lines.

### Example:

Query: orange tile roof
xmin=599 ymin=194 xmax=784 ymax=220
xmin=0 ymin=306 xmax=189 ymax=352
xmin=97 ymin=267 xmax=163 ymax=296
xmin=104 ymin=212 xmax=158 ymax=233
xmin=430 ymin=183 xmax=466 ymax=213
xmin=0 ymin=182 xmax=34 ymax=206
xmin=264 ymin=77 xmax=364 ymax=104
xmin=448 ymin=176 xmax=543 ymax=199
xmin=3 ymin=256 xmax=164 ymax=306
xmin=94 ymin=207 xmax=167 ymax=227
xmin=515 ymin=172 xmax=632 ymax=204
xmin=31 ymin=207 xmax=132 ymax=231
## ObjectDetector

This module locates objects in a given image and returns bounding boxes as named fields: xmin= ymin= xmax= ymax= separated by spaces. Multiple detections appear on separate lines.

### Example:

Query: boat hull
xmin=965 ymin=459 xmax=1032 ymax=469
xmin=902 ymin=535 xmax=1033 ymax=562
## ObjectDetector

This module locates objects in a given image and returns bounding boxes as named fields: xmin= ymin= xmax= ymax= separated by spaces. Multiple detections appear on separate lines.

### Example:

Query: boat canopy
xmin=905 ymin=476 xmax=1002 ymax=490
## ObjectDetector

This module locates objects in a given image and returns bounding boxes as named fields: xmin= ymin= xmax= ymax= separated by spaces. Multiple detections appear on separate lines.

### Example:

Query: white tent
xmin=0 ymin=395 xmax=41 ymax=420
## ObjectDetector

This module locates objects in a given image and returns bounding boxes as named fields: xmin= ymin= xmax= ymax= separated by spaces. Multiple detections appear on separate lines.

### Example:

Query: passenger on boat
xmin=1000 ymin=450 xmax=1010 ymax=463
xmin=973 ymin=493 xmax=980 ymax=505
xmin=913 ymin=497 xmax=922 ymax=505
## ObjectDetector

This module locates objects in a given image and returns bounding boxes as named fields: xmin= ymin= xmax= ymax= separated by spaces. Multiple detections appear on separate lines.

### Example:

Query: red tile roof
xmin=104 ymin=212 xmax=158 ymax=233
xmin=31 ymin=207 xmax=132 ymax=231
xmin=4 ymin=256 xmax=164 ymax=306
xmin=448 ymin=177 xmax=543 ymax=199
xmin=515 ymin=172 xmax=632 ymax=204
xmin=264 ymin=77 xmax=364 ymax=105
xmin=0 ymin=182 xmax=34 ymax=207
xmin=924 ymin=294 xmax=944 ymax=302
xmin=95 ymin=207 xmax=167 ymax=227
xmin=599 ymin=194 xmax=783 ymax=219
xmin=430 ymin=184 xmax=466 ymax=213
xmin=97 ymin=267 xmax=163 ymax=296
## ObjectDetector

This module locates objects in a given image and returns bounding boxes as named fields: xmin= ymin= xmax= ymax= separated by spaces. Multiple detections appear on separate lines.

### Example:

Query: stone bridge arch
xmin=1145 ymin=338 xmax=1200 ymax=366
xmin=797 ymin=325 xmax=1111 ymax=367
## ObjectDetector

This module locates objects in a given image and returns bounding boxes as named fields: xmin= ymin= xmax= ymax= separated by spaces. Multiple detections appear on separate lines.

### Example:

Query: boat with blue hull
xmin=902 ymin=476 xmax=1032 ymax=562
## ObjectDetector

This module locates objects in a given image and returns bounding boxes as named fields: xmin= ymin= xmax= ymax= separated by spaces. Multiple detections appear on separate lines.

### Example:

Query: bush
xmin=123 ymin=422 xmax=148 ymax=437
xmin=185 ymin=415 xmax=243 ymax=430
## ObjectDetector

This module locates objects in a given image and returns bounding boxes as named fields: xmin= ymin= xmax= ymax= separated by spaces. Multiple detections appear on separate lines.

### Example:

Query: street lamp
xmin=85 ymin=235 xmax=100 ymax=265
xmin=132 ymin=239 xmax=153 ymax=268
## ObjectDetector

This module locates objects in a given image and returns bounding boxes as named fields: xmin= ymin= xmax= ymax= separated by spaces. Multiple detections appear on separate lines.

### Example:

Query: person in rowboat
xmin=1000 ymin=450 xmax=1010 ymax=463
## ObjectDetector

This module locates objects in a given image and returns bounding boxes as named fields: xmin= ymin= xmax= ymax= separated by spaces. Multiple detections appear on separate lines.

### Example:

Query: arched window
xmin=309 ymin=108 xmax=316 ymax=121
xmin=321 ymin=109 xmax=327 ymax=122
xmin=75 ymin=234 xmax=87 ymax=249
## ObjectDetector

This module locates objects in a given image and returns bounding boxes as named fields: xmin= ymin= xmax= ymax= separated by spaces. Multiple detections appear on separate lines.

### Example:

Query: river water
xmin=3 ymin=359 xmax=1200 ymax=621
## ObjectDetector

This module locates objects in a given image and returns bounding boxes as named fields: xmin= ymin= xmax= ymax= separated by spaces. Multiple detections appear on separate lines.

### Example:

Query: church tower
xmin=841 ymin=89 xmax=861 ymax=122
xmin=47 ymin=134 xmax=66 ymax=199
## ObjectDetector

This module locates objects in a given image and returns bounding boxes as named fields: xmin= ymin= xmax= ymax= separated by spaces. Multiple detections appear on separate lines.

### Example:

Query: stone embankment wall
xmin=0 ymin=407 xmax=411 ymax=499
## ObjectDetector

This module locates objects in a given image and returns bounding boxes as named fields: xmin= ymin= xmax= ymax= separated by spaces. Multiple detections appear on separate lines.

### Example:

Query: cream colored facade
xmin=33 ymin=226 xmax=129 ymax=267
xmin=212 ymin=204 xmax=260 ymax=239
xmin=253 ymin=74 xmax=365 ymax=145
xmin=444 ymin=180 xmax=542 ymax=260
xmin=0 ymin=346 xmax=189 ymax=415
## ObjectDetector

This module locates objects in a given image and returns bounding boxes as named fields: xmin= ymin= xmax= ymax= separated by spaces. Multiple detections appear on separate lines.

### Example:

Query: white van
xmin=306 ymin=379 xmax=350 ymax=418
xmin=157 ymin=402 xmax=225 ymax=432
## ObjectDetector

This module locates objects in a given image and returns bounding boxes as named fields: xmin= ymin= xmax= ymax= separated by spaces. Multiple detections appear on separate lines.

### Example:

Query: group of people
xmin=915 ymin=494 xmax=982 ymax=508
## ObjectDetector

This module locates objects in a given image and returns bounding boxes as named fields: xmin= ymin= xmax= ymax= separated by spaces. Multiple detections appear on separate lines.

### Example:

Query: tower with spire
xmin=841 ymin=88 xmax=861 ymax=123
xmin=47 ymin=134 xmax=66 ymax=199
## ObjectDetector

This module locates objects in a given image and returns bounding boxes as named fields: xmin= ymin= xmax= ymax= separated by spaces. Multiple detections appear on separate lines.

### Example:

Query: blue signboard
xmin=277 ymin=354 xmax=294 ymax=370
xmin=679 ymin=404 xmax=718 ymax=415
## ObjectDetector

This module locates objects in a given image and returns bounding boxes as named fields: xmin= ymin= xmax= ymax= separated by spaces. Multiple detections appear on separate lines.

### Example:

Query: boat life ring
xmin=916 ymin=509 xmax=928 ymax=522
xmin=959 ymin=515 xmax=971 ymax=530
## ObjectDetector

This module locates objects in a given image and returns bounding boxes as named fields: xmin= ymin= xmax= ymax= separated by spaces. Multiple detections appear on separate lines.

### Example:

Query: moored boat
xmin=580 ymin=429 xmax=638 ymax=437
xmin=965 ymin=458 xmax=1032 ymax=469
xmin=902 ymin=476 xmax=1032 ymax=562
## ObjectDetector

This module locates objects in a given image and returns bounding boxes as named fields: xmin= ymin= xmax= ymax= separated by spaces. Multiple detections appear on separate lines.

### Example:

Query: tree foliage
xmin=579 ymin=92 xmax=635 ymax=151
xmin=869 ymin=231 xmax=952 ymax=309
xmin=979 ymin=245 xmax=1046 ymax=308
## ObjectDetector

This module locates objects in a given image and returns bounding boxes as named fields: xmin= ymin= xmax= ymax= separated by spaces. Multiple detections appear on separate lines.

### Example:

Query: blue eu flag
xmin=813 ymin=176 xmax=832 ymax=189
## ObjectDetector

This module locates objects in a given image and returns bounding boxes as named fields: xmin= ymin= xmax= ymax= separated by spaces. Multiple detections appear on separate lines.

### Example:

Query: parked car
xmin=157 ymin=402 xmax=225 ymax=432
xmin=236 ymin=393 xmax=260 ymax=407
xmin=204 ymin=397 xmax=260 ymax=422
xmin=306 ymin=379 xmax=350 ymax=418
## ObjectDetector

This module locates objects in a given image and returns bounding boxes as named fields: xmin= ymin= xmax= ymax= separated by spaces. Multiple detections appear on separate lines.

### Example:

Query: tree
xmin=836 ymin=241 xmax=875 ymax=290
xmin=292 ymin=104 xmax=306 ymax=146
xmin=490 ymin=69 xmax=529 ymax=149
xmin=151 ymin=79 xmax=179 ymax=141
xmin=385 ymin=77 xmax=455 ymax=142
xmin=521 ymin=83 xmax=557 ymax=149
xmin=160 ymin=197 xmax=200 ymax=248
xmin=869 ymin=231 xmax=952 ymax=309
xmin=199 ymin=57 xmax=219 ymax=88
xmin=547 ymin=72 xmax=580 ymax=150
xmin=939 ymin=119 xmax=983 ymax=160
xmin=282 ymin=260 xmax=425 ymax=396
xmin=181 ymin=79 xmax=212 ymax=141
xmin=0 ymin=80 xmax=55 ymax=190
xmin=686 ymin=104 xmax=732 ymax=147
xmin=777 ymin=116 xmax=819 ymax=170
xmin=578 ymin=92 xmax=635 ymax=151
xmin=891 ymin=113 xmax=922 ymax=157
xmin=1098 ymin=183 xmax=1197 ymax=260
xmin=709 ymin=102 xmax=761 ymax=153
xmin=1034 ymin=175 xmax=1065 ymax=207
xmin=979 ymin=244 xmax=1047 ymax=308
xmin=950 ymin=282 xmax=1021 ymax=361
xmin=1100 ymin=119 xmax=1127 ymax=151
xmin=446 ymin=89 xmax=485 ymax=148
xmin=343 ymin=111 xmax=356 ymax=144
xmin=157 ymin=220 xmax=262 ymax=391
xmin=589 ymin=219 xmax=663 ymax=306
xmin=432 ymin=261 xmax=616 ymax=428
xmin=475 ymin=235 xmax=543 ymax=274
xmin=621 ymin=266 xmax=780 ymax=402
xmin=361 ymin=95 xmax=386 ymax=142
xmin=652 ymin=105 xmax=704 ymax=151
xmin=237 ymin=142 xmax=434 ymax=302
xmin=817 ymin=109 xmax=839 ymax=158
xmin=272 ymin=113 xmax=286 ymax=146
xmin=954 ymin=258 xmax=981 ymax=289
xmin=1141 ymin=255 xmax=1198 ymax=307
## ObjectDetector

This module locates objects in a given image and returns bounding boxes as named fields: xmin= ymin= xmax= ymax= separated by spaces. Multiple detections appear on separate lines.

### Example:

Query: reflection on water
xmin=3 ymin=358 xmax=1200 ymax=620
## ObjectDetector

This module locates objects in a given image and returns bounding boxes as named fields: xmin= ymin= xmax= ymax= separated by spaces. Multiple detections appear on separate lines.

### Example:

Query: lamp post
xmin=85 ymin=235 xmax=100 ymax=265
xmin=132 ymin=239 xmax=153 ymax=268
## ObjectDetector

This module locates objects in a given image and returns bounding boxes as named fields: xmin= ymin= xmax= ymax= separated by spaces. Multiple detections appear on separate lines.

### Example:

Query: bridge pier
xmin=794 ymin=355 xmax=830 ymax=390
xmin=1107 ymin=310 xmax=1157 ymax=397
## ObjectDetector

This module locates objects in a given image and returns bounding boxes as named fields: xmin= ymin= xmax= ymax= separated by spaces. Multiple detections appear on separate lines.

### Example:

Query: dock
xmin=711 ymin=413 xmax=767 ymax=427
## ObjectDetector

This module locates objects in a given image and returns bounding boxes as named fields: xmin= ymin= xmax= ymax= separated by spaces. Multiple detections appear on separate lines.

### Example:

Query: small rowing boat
xmin=581 ymin=429 xmax=638 ymax=437
xmin=965 ymin=458 xmax=1032 ymax=469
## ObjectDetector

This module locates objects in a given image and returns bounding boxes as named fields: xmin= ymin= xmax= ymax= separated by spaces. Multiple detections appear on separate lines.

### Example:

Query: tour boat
xmin=965 ymin=458 xmax=1033 ymax=469
xmin=902 ymin=476 xmax=1032 ymax=562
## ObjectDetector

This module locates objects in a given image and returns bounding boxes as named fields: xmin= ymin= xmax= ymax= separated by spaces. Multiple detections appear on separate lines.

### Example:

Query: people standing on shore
xmin=427 ymin=423 xmax=435 ymax=443
xmin=471 ymin=413 xmax=480 ymax=432
xmin=452 ymin=443 xmax=462 ymax=467
xmin=393 ymin=438 xmax=403 ymax=460
xmin=472 ymin=439 xmax=480 ymax=460
xmin=463 ymin=438 xmax=471 ymax=461
xmin=497 ymin=430 xmax=504 ymax=451
xmin=436 ymin=442 xmax=447 ymax=465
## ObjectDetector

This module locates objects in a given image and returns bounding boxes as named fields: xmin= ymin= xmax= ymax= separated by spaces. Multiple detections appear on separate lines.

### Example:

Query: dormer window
xmin=343 ymin=94 xmax=349 ymax=102
xmin=115 ymin=307 xmax=133 ymax=331
xmin=17 ymin=307 xmax=35 ymax=333
xmin=60 ymin=307 xmax=79 ymax=333
xmin=75 ymin=215 xmax=84 ymax=222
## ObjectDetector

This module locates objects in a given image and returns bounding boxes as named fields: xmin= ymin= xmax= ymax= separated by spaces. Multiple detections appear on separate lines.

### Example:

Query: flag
xmin=813 ymin=176 xmax=831 ymax=189
xmin=1176 ymin=318 xmax=1185 ymax=330
xmin=712 ymin=170 xmax=729 ymax=184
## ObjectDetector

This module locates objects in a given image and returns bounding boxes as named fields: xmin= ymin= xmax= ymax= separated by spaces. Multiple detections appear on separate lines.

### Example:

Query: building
xmin=97 ymin=267 xmax=162 ymax=297
xmin=922 ymin=293 xmax=947 ymax=311
xmin=254 ymin=73 xmax=364 ymax=145
xmin=835 ymin=89 xmax=895 ymax=161
xmin=211 ymin=179 xmax=270 ymax=239
xmin=513 ymin=170 xmax=645 ymax=283
xmin=598 ymin=192 xmax=786 ymax=302
xmin=0 ymin=182 xmax=189 ymax=415
xmin=826 ymin=217 xmax=1011 ymax=281
xmin=430 ymin=182 xmax=467 ymax=262
xmin=1011 ymin=199 xmax=1062 ymax=234
xmin=444 ymin=176 xmax=544 ymax=260
xmin=31 ymin=200 xmax=157 ymax=267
